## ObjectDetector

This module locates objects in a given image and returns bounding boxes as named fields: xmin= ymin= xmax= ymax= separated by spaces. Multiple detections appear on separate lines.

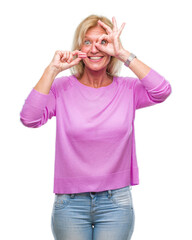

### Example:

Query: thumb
xmin=70 ymin=57 xmax=82 ymax=66
xmin=95 ymin=42 xmax=105 ymax=52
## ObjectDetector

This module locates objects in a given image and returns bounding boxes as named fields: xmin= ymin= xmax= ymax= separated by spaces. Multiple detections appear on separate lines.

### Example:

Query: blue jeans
xmin=51 ymin=185 xmax=135 ymax=240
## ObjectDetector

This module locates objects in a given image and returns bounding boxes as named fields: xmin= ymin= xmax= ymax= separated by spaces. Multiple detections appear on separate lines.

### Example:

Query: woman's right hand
xmin=49 ymin=50 xmax=87 ymax=74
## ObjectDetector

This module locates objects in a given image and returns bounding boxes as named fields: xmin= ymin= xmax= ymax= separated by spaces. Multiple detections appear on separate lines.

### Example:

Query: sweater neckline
xmin=71 ymin=75 xmax=116 ymax=91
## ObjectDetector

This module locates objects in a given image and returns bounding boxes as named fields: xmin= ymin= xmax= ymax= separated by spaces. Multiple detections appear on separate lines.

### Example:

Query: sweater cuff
xmin=140 ymin=68 xmax=166 ymax=91
xmin=25 ymin=88 xmax=49 ymax=109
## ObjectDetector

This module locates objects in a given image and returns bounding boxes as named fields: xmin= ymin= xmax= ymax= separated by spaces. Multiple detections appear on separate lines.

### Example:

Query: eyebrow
xmin=85 ymin=35 xmax=92 ymax=38
xmin=84 ymin=35 xmax=99 ymax=40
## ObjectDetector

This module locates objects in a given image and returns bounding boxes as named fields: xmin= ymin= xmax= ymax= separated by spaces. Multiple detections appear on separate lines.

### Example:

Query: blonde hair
xmin=70 ymin=14 xmax=123 ymax=79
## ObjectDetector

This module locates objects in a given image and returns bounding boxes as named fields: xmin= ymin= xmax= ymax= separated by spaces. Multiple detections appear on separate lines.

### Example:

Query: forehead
xmin=84 ymin=25 xmax=107 ymax=38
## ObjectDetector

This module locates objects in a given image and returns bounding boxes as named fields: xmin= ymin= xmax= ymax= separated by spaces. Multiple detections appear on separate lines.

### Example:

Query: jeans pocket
xmin=110 ymin=186 xmax=133 ymax=209
xmin=53 ymin=194 xmax=71 ymax=210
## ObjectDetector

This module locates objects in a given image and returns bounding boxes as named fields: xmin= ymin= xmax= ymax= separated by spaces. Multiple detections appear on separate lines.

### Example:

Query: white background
xmin=0 ymin=0 xmax=192 ymax=239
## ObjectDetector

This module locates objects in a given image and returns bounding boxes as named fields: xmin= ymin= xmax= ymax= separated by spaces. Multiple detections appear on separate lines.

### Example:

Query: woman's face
xmin=80 ymin=25 xmax=111 ymax=72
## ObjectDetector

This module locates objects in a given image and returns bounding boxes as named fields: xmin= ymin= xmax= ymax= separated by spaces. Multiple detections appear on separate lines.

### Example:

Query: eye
xmin=101 ymin=40 xmax=107 ymax=45
xmin=84 ymin=40 xmax=91 ymax=45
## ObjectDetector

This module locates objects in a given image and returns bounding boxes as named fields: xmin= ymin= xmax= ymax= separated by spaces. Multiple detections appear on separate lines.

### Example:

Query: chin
xmin=85 ymin=65 xmax=107 ymax=72
xmin=83 ymin=60 xmax=110 ymax=73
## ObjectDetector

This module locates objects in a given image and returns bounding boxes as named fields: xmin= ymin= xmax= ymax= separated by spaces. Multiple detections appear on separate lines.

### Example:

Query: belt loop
xmin=108 ymin=190 xmax=112 ymax=198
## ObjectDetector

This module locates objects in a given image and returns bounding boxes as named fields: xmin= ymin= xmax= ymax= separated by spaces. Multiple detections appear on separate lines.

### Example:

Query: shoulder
xmin=53 ymin=75 xmax=73 ymax=89
xmin=115 ymin=75 xmax=138 ymax=89
xmin=52 ymin=75 xmax=74 ymax=96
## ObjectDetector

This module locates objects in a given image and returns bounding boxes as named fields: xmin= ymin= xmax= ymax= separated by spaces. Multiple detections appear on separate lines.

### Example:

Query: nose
xmin=90 ymin=42 xmax=99 ymax=53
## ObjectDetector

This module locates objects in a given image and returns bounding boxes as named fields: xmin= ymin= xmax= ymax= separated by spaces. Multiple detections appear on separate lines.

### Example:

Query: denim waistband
xmin=69 ymin=185 xmax=131 ymax=198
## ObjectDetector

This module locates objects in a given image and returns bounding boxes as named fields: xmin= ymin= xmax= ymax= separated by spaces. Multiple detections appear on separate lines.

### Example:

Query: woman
xmin=20 ymin=15 xmax=172 ymax=240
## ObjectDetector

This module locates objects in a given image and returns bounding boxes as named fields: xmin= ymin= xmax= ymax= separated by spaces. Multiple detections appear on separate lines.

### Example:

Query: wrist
xmin=117 ymin=49 xmax=131 ymax=63
xmin=45 ymin=64 xmax=59 ymax=79
xmin=46 ymin=64 xmax=60 ymax=78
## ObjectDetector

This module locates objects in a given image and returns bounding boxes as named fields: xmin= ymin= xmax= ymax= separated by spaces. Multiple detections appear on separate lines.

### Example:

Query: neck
xmin=79 ymin=67 xmax=113 ymax=88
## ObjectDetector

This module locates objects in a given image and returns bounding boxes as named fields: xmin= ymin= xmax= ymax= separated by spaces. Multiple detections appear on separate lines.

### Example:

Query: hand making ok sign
xmin=95 ymin=16 xmax=126 ymax=60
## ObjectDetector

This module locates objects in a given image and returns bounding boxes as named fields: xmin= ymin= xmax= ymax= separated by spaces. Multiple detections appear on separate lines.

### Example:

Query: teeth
xmin=89 ymin=57 xmax=103 ymax=60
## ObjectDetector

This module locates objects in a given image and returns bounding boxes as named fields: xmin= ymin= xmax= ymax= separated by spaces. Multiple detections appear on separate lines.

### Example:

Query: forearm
xmin=118 ymin=49 xmax=151 ymax=80
xmin=34 ymin=65 xmax=58 ymax=94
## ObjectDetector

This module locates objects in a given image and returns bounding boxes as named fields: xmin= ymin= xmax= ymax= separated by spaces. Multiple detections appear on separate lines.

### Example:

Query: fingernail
xmin=78 ymin=53 xmax=87 ymax=58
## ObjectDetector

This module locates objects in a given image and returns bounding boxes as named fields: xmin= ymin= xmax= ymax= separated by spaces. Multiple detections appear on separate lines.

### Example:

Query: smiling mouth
xmin=88 ymin=56 xmax=104 ymax=60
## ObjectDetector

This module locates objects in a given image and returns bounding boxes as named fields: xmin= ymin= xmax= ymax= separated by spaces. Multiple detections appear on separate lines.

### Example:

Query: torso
xmin=77 ymin=75 xmax=113 ymax=88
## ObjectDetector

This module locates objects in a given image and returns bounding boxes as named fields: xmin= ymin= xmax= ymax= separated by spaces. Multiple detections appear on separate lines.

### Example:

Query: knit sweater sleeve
xmin=134 ymin=68 xmax=172 ymax=109
xmin=20 ymin=80 xmax=57 ymax=128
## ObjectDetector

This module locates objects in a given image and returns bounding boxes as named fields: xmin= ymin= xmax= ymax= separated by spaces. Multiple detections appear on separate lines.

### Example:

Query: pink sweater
xmin=20 ymin=68 xmax=172 ymax=194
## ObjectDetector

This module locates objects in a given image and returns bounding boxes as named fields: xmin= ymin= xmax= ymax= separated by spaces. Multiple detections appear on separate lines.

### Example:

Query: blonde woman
xmin=20 ymin=14 xmax=172 ymax=240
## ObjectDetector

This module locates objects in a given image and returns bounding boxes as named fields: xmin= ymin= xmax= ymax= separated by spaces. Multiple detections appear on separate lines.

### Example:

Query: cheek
xmin=81 ymin=46 xmax=89 ymax=53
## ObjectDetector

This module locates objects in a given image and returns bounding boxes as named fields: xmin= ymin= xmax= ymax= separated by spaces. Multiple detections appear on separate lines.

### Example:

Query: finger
xmin=55 ymin=50 xmax=63 ymax=57
xmin=78 ymin=51 xmax=87 ymax=58
xmin=67 ymin=52 xmax=73 ymax=63
xmin=97 ymin=34 xmax=110 ymax=44
xmin=71 ymin=50 xmax=87 ymax=59
xmin=118 ymin=22 xmax=126 ymax=37
xmin=97 ymin=20 xmax=112 ymax=34
xmin=53 ymin=50 xmax=62 ymax=61
xmin=72 ymin=50 xmax=81 ymax=56
xmin=66 ymin=51 xmax=70 ymax=60
xmin=70 ymin=57 xmax=82 ymax=66
xmin=65 ymin=51 xmax=70 ymax=63
xmin=95 ymin=41 xmax=106 ymax=52
xmin=112 ymin=16 xmax=118 ymax=31
xmin=61 ymin=56 xmax=81 ymax=70
xmin=61 ymin=51 xmax=68 ymax=62
xmin=78 ymin=53 xmax=87 ymax=58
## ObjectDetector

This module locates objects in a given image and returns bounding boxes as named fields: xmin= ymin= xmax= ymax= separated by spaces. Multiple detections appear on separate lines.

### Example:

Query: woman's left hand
xmin=95 ymin=16 xmax=126 ymax=61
